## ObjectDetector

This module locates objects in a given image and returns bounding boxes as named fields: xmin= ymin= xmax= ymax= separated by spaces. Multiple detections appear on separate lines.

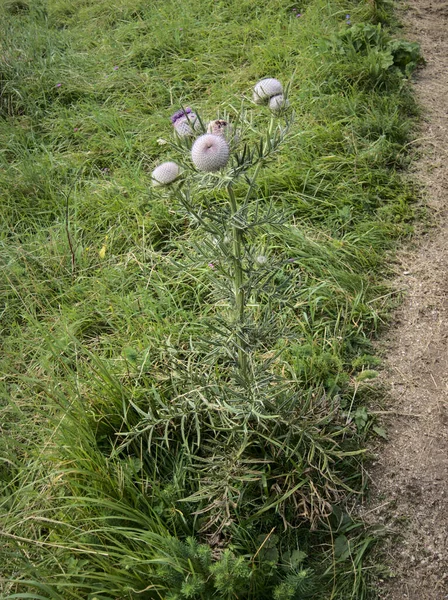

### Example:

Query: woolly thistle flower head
xmin=253 ymin=78 xmax=283 ymax=104
xmin=171 ymin=107 xmax=201 ymax=137
xmin=191 ymin=134 xmax=230 ymax=172
xmin=269 ymin=94 xmax=290 ymax=113
xmin=151 ymin=161 xmax=180 ymax=186
xmin=206 ymin=119 xmax=239 ymax=145
xmin=207 ymin=119 xmax=230 ymax=136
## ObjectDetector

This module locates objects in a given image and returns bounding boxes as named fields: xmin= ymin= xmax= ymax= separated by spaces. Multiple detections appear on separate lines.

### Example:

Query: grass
xmin=0 ymin=0 xmax=422 ymax=597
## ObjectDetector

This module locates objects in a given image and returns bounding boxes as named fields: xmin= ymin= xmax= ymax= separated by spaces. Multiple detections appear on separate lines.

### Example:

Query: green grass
xmin=0 ymin=0 xmax=422 ymax=597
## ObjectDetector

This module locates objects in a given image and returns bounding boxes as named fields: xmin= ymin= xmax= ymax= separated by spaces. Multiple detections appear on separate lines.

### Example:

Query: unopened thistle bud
xmin=171 ymin=107 xmax=201 ymax=137
xmin=253 ymin=78 xmax=283 ymax=104
xmin=151 ymin=161 xmax=180 ymax=186
xmin=269 ymin=94 xmax=290 ymax=112
xmin=191 ymin=134 xmax=230 ymax=172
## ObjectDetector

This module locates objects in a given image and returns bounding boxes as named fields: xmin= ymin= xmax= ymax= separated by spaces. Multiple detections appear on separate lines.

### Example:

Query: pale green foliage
xmin=273 ymin=571 xmax=312 ymax=600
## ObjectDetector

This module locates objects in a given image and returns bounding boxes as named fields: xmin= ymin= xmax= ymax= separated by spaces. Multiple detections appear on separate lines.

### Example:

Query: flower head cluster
xmin=151 ymin=78 xmax=290 ymax=187
xmin=253 ymin=78 xmax=283 ymax=104
xmin=253 ymin=78 xmax=289 ymax=113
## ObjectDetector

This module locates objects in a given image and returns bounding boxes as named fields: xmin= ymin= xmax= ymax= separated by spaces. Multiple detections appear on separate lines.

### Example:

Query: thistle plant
xmin=127 ymin=86 xmax=359 ymax=543
xmin=157 ymin=99 xmax=293 ymax=385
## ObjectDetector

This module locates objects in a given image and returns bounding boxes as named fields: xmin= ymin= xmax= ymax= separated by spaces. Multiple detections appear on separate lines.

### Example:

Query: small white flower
xmin=253 ymin=78 xmax=283 ymax=104
xmin=151 ymin=161 xmax=180 ymax=186
xmin=157 ymin=138 xmax=168 ymax=145
xmin=191 ymin=134 xmax=230 ymax=172
xmin=269 ymin=94 xmax=290 ymax=112
xmin=256 ymin=255 xmax=268 ymax=265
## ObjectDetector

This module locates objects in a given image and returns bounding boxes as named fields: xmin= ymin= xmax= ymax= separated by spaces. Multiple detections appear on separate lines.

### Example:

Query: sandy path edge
xmin=362 ymin=1 xmax=448 ymax=598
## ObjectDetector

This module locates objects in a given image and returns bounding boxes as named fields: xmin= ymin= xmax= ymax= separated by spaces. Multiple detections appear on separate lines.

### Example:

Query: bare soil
xmin=363 ymin=0 xmax=448 ymax=598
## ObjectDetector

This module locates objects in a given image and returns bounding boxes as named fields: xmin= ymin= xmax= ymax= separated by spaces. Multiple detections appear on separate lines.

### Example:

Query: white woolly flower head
xmin=151 ymin=161 xmax=180 ymax=186
xmin=174 ymin=116 xmax=202 ymax=137
xmin=253 ymin=78 xmax=283 ymax=104
xmin=269 ymin=94 xmax=290 ymax=113
xmin=171 ymin=107 xmax=201 ymax=137
xmin=191 ymin=134 xmax=230 ymax=172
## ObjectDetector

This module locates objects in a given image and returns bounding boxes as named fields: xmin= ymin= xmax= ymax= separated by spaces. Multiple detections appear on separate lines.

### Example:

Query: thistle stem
xmin=227 ymin=183 xmax=247 ymax=378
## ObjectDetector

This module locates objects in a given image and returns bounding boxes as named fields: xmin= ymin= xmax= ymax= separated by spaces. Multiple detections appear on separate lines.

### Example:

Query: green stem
xmin=227 ymin=183 xmax=247 ymax=378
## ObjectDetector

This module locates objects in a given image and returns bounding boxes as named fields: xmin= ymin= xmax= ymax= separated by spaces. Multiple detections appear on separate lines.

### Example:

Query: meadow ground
xmin=0 ymin=0 xmax=429 ymax=597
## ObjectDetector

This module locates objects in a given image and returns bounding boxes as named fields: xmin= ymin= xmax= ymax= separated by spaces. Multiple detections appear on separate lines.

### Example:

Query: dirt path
xmin=365 ymin=0 xmax=448 ymax=598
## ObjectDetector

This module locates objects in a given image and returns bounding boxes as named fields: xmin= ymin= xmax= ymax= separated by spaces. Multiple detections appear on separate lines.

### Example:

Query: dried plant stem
xmin=228 ymin=183 xmax=247 ymax=378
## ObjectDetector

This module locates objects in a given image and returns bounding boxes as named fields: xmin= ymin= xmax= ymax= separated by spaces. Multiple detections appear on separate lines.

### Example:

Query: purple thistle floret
xmin=171 ymin=107 xmax=194 ymax=125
